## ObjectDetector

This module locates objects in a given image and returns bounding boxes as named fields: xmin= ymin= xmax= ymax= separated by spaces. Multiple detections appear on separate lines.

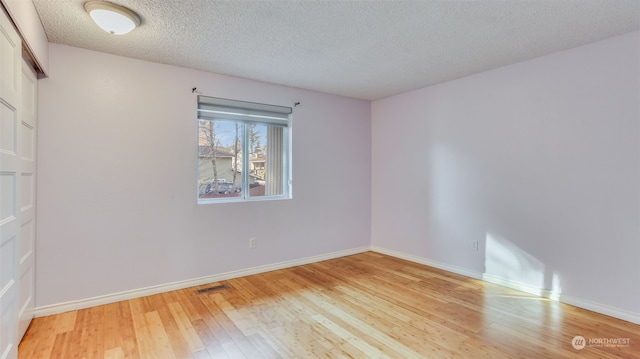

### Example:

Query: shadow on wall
xmin=483 ymin=232 xmax=562 ymax=301
xmin=430 ymin=145 xmax=561 ymax=300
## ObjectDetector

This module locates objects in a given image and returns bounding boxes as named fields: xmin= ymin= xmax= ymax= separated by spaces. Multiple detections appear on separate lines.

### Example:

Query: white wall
xmin=36 ymin=44 xmax=371 ymax=307
xmin=372 ymin=31 xmax=640 ymax=318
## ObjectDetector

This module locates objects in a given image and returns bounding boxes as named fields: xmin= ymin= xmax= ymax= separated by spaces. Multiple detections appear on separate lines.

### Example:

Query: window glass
xmin=198 ymin=120 xmax=242 ymax=198
xmin=197 ymin=96 xmax=291 ymax=203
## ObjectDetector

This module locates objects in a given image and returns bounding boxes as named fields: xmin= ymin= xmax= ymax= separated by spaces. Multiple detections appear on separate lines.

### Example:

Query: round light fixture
xmin=84 ymin=1 xmax=141 ymax=35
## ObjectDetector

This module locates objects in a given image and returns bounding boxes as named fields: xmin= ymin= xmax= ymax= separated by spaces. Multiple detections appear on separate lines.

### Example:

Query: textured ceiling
xmin=32 ymin=0 xmax=640 ymax=101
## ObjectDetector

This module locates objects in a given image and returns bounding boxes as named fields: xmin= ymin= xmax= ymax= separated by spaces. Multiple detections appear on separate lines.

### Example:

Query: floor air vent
xmin=195 ymin=284 xmax=228 ymax=294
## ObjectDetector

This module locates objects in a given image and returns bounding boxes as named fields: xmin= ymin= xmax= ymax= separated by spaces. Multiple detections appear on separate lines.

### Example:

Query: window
xmin=197 ymin=96 xmax=292 ymax=203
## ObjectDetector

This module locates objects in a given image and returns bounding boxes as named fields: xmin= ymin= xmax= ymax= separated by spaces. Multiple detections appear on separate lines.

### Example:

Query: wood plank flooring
xmin=18 ymin=252 xmax=640 ymax=358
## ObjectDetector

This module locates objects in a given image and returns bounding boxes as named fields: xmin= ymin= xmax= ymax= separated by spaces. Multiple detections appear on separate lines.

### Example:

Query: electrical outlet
xmin=249 ymin=237 xmax=257 ymax=249
xmin=472 ymin=240 xmax=479 ymax=251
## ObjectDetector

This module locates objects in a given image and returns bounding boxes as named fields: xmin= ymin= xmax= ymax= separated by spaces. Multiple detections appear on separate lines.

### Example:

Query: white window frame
xmin=197 ymin=95 xmax=292 ymax=204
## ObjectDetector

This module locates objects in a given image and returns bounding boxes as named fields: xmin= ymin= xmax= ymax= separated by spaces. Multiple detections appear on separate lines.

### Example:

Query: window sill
xmin=197 ymin=195 xmax=291 ymax=205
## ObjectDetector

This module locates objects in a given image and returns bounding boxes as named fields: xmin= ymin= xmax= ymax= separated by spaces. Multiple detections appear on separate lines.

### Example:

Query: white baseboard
xmin=35 ymin=245 xmax=640 ymax=325
xmin=482 ymin=273 xmax=557 ymax=300
xmin=559 ymin=294 xmax=640 ymax=325
xmin=34 ymin=246 xmax=370 ymax=318
xmin=370 ymin=246 xmax=483 ymax=280
xmin=370 ymin=246 xmax=640 ymax=325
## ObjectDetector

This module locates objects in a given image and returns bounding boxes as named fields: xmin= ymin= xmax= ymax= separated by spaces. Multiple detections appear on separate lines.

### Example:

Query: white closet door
xmin=0 ymin=7 xmax=22 ymax=359
xmin=17 ymin=60 xmax=36 ymax=341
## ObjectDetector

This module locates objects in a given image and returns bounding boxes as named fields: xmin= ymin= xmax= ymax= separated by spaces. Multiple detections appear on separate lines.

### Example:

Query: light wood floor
xmin=18 ymin=252 xmax=640 ymax=358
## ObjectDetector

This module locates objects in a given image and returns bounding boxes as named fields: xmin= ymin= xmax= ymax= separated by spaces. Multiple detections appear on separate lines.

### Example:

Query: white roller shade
xmin=198 ymin=95 xmax=291 ymax=126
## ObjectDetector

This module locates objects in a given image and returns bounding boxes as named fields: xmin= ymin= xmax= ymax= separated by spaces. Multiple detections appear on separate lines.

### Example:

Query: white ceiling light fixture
xmin=84 ymin=1 xmax=141 ymax=35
